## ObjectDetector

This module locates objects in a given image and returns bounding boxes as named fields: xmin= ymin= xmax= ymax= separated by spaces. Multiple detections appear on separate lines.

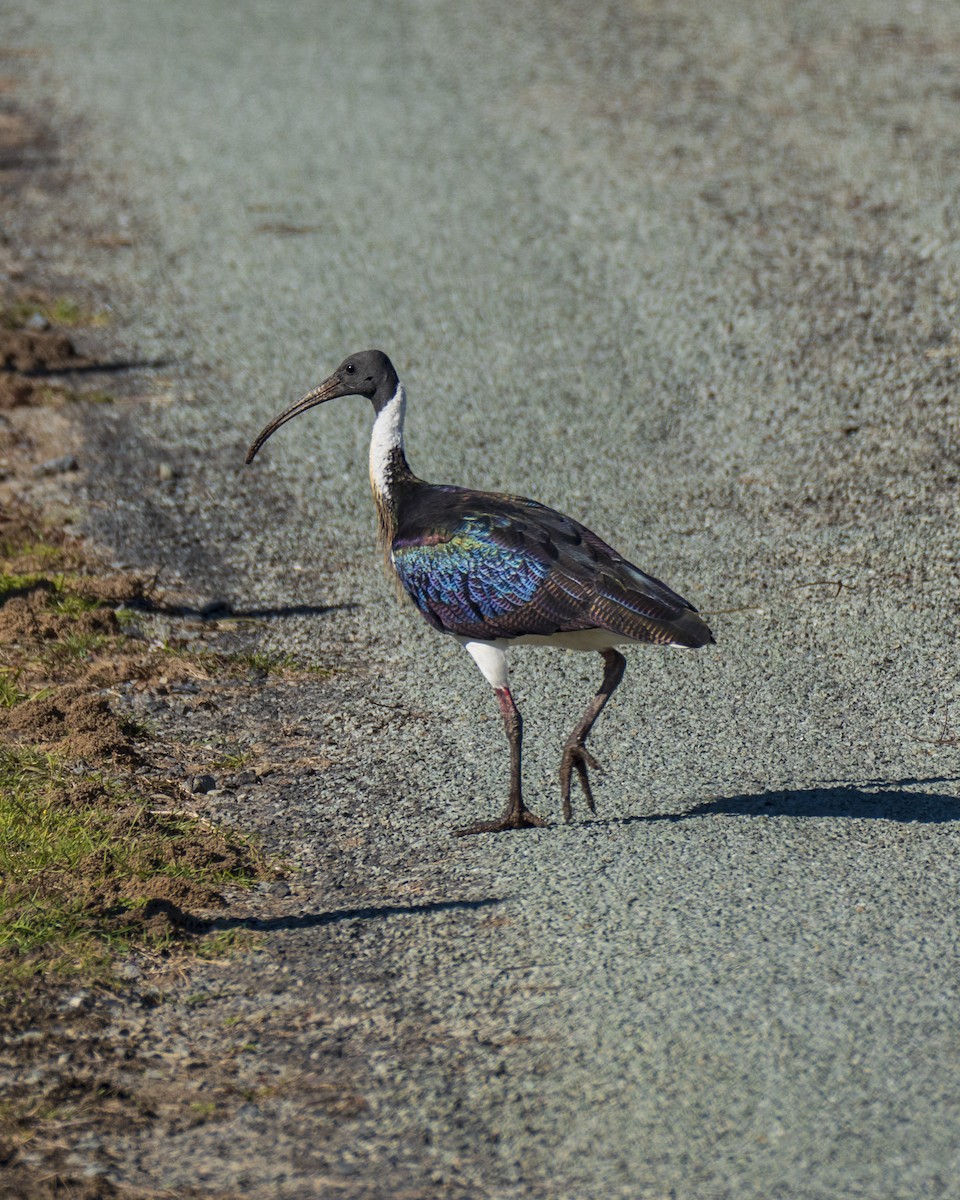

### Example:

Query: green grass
xmin=228 ymin=648 xmax=335 ymax=677
xmin=212 ymin=747 xmax=253 ymax=772
xmin=1 ymin=567 xmax=95 ymax=608
xmin=47 ymin=591 xmax=103 ymax=617
xmin=238 ymin=650 xmax=298 ymax=672
xmin=7 ymin=540 xmax=63 ymax=565
xmin=195 ymin=928 xmax=263 ymax=959
xmin=0 ymin=748 xmax=134 ymax=972
xmin=0 ymin=670 xmax=27 ymax=708
xmin=3 ymin=575 xmax=120 ymax=664
xmin=1 ymin=295 xmax=109 ymax=329
xmin=0 ymin=570 xmax=47 ymax=602
xmin=0 ymin=745 xmax=263 ymax=981
xmin=35 ymin=387 xmax=118 ymax=405
xmin=42 ymin=631 xmax=111 ymax=663
xmin=161 ymin=644 xmax=335 ymax=681
xmin=0 ymin=506 xmax=275 ymax=992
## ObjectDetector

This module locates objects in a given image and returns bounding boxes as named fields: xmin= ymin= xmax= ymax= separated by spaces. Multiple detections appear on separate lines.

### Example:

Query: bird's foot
xmin=453 ymin=804 xmax=548 ymax=837
xmin=560 ymin=742 xmax=602 ymax=822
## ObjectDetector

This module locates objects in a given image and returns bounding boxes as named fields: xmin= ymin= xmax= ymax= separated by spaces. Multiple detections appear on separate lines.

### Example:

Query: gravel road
xmin=9 ymin=1 xmax=960 ymax=1196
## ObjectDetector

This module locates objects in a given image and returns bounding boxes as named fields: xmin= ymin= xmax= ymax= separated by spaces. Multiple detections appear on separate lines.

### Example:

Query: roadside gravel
xmin=5 ymin=1 xmax=960 ymax=1196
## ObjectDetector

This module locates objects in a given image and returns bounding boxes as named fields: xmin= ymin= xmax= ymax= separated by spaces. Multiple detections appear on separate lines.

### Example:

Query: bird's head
xmin=245 ymin=349 xmax=399 ymax=464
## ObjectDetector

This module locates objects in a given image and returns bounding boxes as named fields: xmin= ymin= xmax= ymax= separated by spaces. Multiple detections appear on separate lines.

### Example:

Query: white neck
xmin=368 ymin=383 xmax=407 ymax=500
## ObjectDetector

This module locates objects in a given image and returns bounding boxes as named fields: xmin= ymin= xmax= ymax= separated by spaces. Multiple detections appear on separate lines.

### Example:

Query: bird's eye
xmin=345 ymin=362 xmax=355 ymax=374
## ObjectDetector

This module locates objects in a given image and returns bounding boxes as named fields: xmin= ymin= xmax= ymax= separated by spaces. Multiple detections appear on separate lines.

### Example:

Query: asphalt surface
xmin=10 ymin=0 xmax=960 ymax=1195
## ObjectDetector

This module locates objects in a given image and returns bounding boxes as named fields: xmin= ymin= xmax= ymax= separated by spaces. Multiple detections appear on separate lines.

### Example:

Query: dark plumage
xmin=247 ymin=349 xmax=713 ymax=834
xmin=392 ymin=487 xmax=709 ymax=647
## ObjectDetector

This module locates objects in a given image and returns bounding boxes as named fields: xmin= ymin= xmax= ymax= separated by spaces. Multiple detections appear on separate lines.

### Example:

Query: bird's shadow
xmin=146 ymin=895 xmax=505 ymax=935
xmin=607 ymin=775 xmax=960 ymax=826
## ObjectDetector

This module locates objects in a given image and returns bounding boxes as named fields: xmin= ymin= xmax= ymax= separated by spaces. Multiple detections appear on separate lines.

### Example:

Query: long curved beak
xmin=245 ymin=372 xmax=354 ymax=464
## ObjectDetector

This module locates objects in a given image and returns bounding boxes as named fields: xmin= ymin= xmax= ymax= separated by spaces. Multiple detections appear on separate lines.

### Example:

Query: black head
xmin=245 ymin=349 xmax=399 ymax=464
xmin=334 ymin=349 xmax=399 ymax=410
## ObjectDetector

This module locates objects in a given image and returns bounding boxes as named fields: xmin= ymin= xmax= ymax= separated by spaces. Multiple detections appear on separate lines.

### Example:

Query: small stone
xmin=25 ymin=311 xmax=50 ymax=331
xmin=269 ymin=880 xmax=291 ymax=897
xmin=157 ymin=462 xmax=175 ymax=482
xmin=225 ymin=768 xmax=259 ymax=788
xmin=33 ymin=453 xmax=78 ymax=476
xmin=191 ymin=774 xmax=217 ymax=794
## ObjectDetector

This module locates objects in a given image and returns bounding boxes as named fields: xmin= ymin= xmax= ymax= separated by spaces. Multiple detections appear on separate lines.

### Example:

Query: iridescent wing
xmin=391 ymin=487 xmax=710 ymax=646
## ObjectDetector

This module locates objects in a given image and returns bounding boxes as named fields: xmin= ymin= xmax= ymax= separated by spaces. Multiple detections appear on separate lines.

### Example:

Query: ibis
xmin=246 ymin=349 xmax=713 ymax=835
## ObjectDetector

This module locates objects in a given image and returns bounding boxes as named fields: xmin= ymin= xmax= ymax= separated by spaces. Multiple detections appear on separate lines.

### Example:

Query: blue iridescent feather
xmin=393 ymin=515 xmax=550 ymax=636
xmin=387 ymin=484 xmax=710 ymax=647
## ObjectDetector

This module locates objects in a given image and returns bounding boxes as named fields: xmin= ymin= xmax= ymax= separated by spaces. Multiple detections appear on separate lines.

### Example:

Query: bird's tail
xmin=591 ymin=559 xmax=716 ymax=649
xmin=668 ymin=606 xmax=715 ymax=649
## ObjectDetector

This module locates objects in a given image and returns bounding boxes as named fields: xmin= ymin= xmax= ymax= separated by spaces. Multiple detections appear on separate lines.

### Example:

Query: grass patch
xmin=174 ymin=647 xmax=301 ymax=676
xmin=41 ymin=630 xmax=112 ymax=664
xmin=0 ymin=744 xmax=265 ymax=981
xmin=243 ymin=650 xmax=298 ymax=672
xmin=212 ymin=747 xmax=253 ymax=772
xmin=46 ymin=590 xmax=103 ymax=618
xmin=195 ymin=927 xmax=263 ymax=959
xmin=0 ymin=527 xmax=145 ymax=696
xmin=0 ymin=569 xmax=47 ymax=602
xmin=0 ymin=670 xmax=27 ymax=708
xmin=168 ymin=644 xmax=333 ymax=678
xmin=10 ymin=539 xmax=64 ymax=566
xmin=1 ymin=568 xmax=110 ymax=613
xmin=1 ymin=294 xmax=109 ymax=329
xmin=27 ymin=386 xmax=118 ymax=406
xmin=0 ymin=501 xmax=275 ymax=990
xmin=208 ymin=648 xmax=334 ymax=678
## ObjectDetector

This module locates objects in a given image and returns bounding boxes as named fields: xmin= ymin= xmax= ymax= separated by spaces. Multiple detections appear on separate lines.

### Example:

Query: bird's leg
xmin=560 ymin=648 xmax=627 ymax=822
xmin=454 ymin=686 xmax=547 ymax=836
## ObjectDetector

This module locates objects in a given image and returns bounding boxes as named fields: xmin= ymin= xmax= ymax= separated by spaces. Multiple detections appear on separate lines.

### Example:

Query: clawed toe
xmin=560 ymin=743 xmax=603 ymax=822
xmin=453 ymin=806 xmax=548 ymax=836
